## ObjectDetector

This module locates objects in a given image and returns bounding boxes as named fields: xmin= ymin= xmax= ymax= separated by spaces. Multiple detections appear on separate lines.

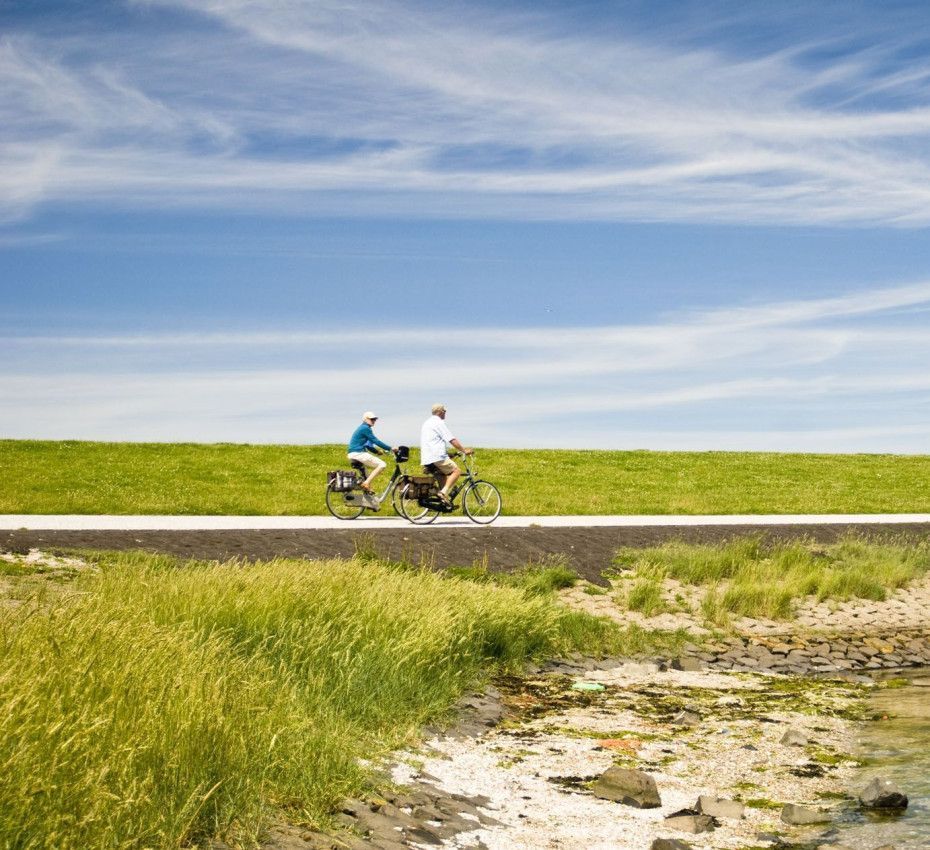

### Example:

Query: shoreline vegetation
xmin=3 ymin=438 xmax=930 ymax=515
xmin=1 ymin=541 xmax=928 ymax=849
xmin=611 ymin=536 xmax=930 ymax=625
xmin=0 ymin=551 xmax=675 ymax=850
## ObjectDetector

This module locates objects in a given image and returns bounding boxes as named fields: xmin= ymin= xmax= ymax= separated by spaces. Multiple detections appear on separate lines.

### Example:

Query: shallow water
xmin=838 ymin=672 xmax=930 ymax=849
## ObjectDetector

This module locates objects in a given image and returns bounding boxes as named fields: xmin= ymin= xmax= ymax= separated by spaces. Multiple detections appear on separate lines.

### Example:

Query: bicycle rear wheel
xmin=325 ymin=482 xmax=365 ymax=519
xmin=462 ymin=480 xmax=501 ymax=524
xmin=397 ymin=483 xmax=440 ymax=524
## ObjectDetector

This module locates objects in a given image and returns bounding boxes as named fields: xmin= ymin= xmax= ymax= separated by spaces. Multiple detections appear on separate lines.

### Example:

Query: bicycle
xmin=396 ymin=451 xmax=502 ymax=525
xmin=325 ymin=445 xmax=412 ymax=520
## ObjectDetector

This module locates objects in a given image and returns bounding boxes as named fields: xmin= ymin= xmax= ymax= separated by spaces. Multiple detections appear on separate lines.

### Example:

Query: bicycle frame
xmin=422 ymin=452 xmax=478 ymax=508
xmin=367 ymin=457 xmax=404 ymax=507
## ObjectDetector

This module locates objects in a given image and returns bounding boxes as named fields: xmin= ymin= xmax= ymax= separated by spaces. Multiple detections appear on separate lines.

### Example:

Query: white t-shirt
xmin=420 ymin=415 xmax=455 ymax=465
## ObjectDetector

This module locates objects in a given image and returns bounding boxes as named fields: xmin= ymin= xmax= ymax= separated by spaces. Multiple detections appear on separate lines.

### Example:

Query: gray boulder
xmin=695 ymin=795 xmax=744 ymax=819
xmin=859 ymin=778 xmax=908 ymax=810
xmin=590 ymin=767 xmax=661 ymax=808
xmin=651 ymin=840 xmax=692 ymax=850
xmin=664 ymin=812 xmax=714 ymax=834
xmin=780 ymin=728 xmax=809 ymax=746
xmin=670 ymin=709 xmax=701 ymax=726
xmin=780 ymin=804 xmax=832 ymax=825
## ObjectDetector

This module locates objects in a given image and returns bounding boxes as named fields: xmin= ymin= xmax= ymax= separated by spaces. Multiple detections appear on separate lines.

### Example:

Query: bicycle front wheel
xmin=325 ymin=482 xmax=365 ymax=520
xmin=397 ymin=483 xmax=440 ymax=524
xmin=389 ymin=481 xmax=407 ymax=517
xmin=462 ymin=480 xmax=502 ymax=524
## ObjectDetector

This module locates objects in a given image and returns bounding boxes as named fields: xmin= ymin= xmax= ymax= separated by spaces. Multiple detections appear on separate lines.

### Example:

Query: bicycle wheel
xmin=390 ymin=482 xmax=407 ymax=517
xmin=397 ymin=482 xmax=440 ymax=524
xmin=325 ymin=482 xmax=365 ymax=520
xmin=462 ymin=480 xmax=502 ymax=524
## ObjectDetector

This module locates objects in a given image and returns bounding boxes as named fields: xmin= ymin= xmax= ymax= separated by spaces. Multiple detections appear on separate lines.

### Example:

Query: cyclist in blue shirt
xmin=347 ymin=411 xmax=393 ymax=492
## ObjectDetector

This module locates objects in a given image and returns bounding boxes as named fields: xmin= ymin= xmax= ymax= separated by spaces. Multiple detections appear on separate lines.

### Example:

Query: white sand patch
xmin=0 ymin=548 xmax=93 ymax=572
xmin=394 ymin=664 xmax=864 ymax=850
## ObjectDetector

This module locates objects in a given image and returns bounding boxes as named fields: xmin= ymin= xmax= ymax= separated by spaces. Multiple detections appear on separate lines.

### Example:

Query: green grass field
xmin=0 ymin=551 xmax=673 ymax=850
xmin=3 ymin=439 xmax=930 ymax=515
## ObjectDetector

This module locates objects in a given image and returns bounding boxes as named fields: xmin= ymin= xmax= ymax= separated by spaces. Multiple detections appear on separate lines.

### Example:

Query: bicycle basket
xmin=394 ymin=444 xmax=410 ymax=463
xmin=327 ymin=470 xmax=359 ymax=492
xmin=404 ymin=474 xmax=436 ymax=499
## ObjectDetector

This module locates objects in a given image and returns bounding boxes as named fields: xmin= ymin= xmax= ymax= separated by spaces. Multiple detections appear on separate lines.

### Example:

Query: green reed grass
xmin=0 ymin=551 xmax=628 ymax=850
xmin=4 ymin=439 xmax=930 ymax=515
xmin=614 ymin=536 xmax=930 ymax=624
xmin=625 ymin=577 xmax=669 ymax=617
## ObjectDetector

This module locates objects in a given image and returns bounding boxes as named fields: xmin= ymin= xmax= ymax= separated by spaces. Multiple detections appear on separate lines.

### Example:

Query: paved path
xmin=3 ymin=513 xmax=930 ymax=530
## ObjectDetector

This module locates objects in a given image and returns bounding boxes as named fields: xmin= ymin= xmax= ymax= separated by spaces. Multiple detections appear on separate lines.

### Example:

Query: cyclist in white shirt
xmin=420 ymin=403 xmax=473 ymax=505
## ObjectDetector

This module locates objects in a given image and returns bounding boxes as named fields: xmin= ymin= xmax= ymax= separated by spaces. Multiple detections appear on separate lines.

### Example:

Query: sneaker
xmin=438 ymin=491 xmax=452 ymax=506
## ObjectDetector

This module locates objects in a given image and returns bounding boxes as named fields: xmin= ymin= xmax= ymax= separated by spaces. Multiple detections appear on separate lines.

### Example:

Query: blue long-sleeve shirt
xmin=348 ymin=422 xmax=390 ymax=454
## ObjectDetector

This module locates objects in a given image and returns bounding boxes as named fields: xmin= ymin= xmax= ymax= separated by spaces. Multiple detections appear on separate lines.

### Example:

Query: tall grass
xmin=0 ymin=552 xmax=623 ymax=850
xmin=614 ymin=537 xmax=930 ymax=624
xmin=4 ymin=439 xmax=930 ymax=515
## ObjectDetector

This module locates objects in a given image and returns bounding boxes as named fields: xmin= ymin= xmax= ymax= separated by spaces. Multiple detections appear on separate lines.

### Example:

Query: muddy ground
xmin=5 ymin=522 xmax=929 ymax=583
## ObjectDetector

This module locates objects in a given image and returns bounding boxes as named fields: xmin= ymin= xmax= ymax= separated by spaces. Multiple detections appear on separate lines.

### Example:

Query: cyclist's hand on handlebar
xmin=464 ymin=447 xmax=475 ymax=456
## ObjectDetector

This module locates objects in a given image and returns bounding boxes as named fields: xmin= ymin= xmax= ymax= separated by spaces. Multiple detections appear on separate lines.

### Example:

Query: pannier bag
xmin=327 ymin=470 xmax=359 ymax=492
xmin=403 ymin=475 xmax=436 ymax=499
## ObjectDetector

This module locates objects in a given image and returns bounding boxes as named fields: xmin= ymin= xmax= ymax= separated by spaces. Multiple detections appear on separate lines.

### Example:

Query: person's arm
xmin=361 ymin=424 xmax=392 ymax=453
xmin=449 ymin=438 xmax=473 ymax=455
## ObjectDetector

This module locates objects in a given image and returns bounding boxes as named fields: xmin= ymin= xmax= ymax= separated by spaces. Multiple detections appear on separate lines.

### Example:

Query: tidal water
xmin=836 ymin=672 xmax=930 ymax=849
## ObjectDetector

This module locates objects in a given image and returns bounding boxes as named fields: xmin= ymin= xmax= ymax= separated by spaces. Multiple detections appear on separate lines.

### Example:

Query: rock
xmin=672 ymin=656 xmax=703 ymax=672
xmin=781 ymin=728 xmax=809 ymax=746
xmin=664 ymin=811 xmax=715 ymax=834
xmin=695 ymin=795 xmax=744 ymax=819
xmin=859 ymin=777 xmax=908 ymax=810
xmin=816 ymin=845 xmax=853 ymax=850
xmin=780 ymin=804 xmax=832 ymax=825
xmin=651 ymin=840 xmax=692 ymax=850
xmin=404 ymin=825 xmax=442 ymax=845
xmin=590 ymin=767 xmax=661 ymax=808
xmin=670 ymin=709 xmax=701 ymax=726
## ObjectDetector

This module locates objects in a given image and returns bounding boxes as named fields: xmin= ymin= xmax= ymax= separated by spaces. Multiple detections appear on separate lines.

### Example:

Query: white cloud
xmin=3 ymin=280 xmax=929 ymax=450
xmin=3 ymin=2 xmax=930 ymax=223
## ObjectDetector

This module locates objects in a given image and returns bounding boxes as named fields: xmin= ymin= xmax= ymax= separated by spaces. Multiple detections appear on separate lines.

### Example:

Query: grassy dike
xmin=3 ymin=439 xmax=930 ymax=515
xmin=0 ymin=552 xmax=677 ymax=850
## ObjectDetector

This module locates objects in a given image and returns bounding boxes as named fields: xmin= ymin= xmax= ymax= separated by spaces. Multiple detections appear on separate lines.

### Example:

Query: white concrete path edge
xmin=3 ymin=514 xmax=930 ymax=531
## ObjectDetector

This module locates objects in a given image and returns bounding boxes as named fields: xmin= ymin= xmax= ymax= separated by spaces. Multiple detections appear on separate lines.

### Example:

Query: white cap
xmin=363 ymin=411 xmax=378 ymax=421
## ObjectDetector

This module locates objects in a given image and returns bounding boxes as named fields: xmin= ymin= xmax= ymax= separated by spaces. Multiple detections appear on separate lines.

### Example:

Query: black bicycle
xmin=396 ymin=451 xmax=502 ymax=525
xmin=325 ymin=445 xmax=411 ymax=520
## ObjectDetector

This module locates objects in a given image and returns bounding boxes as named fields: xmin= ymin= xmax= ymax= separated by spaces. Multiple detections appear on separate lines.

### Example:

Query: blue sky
xmin=2 ymin=0 xmax=930 ymax=451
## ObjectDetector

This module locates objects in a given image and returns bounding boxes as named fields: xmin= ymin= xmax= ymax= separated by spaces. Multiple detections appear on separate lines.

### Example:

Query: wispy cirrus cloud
xmin=3 ymin=280 xmax=929 ymax=450
xmin=3 ymin=1 xmax=930 ymax=224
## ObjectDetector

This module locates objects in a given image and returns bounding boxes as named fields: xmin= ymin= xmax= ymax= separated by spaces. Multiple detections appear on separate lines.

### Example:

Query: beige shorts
xmin=430 ymin=457 xmax=458 ymax=475
xmin=347 ymin=451 xmax=386 ymax=472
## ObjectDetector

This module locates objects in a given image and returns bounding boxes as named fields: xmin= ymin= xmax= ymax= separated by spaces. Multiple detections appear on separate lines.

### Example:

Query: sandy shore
xmin=378 ymin=662 xmax=868 ymax=850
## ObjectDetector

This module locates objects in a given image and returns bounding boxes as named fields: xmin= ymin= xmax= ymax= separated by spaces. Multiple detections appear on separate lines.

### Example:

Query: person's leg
xmin=348 ymin=452 xmax=386 ymax=491
xmin=433 ymin=458 xmax=460 ymax=499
